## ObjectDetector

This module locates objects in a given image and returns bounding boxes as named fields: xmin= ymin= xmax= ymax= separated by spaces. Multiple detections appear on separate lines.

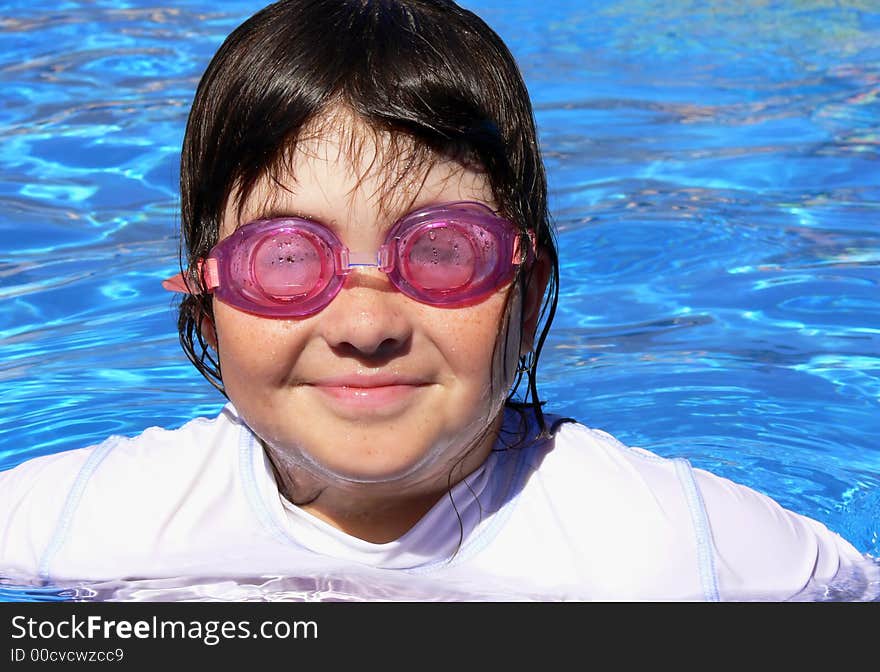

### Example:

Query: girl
xmin=0 ymin=0 xmax=874 ymax=600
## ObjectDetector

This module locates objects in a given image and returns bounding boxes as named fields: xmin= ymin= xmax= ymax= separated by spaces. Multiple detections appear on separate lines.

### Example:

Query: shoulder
xmin=689 ymin=466 xmax=870 ymax=599
xmin=526 ymin=418 xmax=685 ymax=498
xmin=77 ymin=407 xmax=240 ymax=476
xmin=1 ymin=407 xmax=238 ymax=487
xmin=0 ymin=406 xmax=241 ymax=578
xmin=0 ymin=441 xmax=103 ymax=579
xmin=522 ymin=419 xmax=703 ymax=529
xmin=509 ymin=415 xmax=870 ymax=599
xmin=481 ymin=417 xmax=708 ymax=598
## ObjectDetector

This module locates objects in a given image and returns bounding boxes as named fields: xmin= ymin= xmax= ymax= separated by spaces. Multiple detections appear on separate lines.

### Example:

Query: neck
xmin=267 ymin=413 xmax=504 ymax=544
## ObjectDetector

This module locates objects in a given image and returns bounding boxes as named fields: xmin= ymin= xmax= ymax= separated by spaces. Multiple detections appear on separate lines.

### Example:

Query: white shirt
xmin=0 ymin=404 xmax=874 ymax=600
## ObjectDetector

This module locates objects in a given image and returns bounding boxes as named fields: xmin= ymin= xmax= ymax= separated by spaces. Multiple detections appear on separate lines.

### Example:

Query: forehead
xmin=224 ymin=110 xmax=495 ymax=232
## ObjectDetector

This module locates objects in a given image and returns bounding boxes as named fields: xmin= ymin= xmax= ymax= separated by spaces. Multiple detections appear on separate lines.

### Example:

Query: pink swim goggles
xmin=163 ymin=201 xmax=534 ymax=318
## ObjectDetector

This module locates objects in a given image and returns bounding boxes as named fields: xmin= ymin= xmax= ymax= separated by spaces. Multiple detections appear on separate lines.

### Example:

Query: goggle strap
xmin=201 ymin=258 xmax=221 ymax=290
xmin=161 ymin=272 xmax=191 ymax=294
xmin=162 ymin=259 xmax=220 ymax=294
xmin=161 ymin=258 xmax=218 ymax=295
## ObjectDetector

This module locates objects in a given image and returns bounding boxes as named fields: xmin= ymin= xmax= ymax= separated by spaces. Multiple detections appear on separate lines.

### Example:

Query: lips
xmin=312 ymin=374 xmax=430 ymax=388
xmin=308 ymin=375 xmax=433 ymax=415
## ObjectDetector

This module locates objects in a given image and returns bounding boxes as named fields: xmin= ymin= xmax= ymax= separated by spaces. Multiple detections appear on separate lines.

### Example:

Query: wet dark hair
xmin=177 ymin=0 xmax=560 ymax=433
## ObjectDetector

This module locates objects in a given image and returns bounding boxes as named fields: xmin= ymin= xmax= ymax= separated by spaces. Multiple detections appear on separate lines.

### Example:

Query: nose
xmin=320 ymin=269 xmax=413 ymax=361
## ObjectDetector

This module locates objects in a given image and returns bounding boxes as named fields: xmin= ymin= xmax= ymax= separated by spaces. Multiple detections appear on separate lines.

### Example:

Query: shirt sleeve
xmin=0 ymin=448 xmax=93 ymax=581
xmin=692 ymin=466 xmax=874 ymax=600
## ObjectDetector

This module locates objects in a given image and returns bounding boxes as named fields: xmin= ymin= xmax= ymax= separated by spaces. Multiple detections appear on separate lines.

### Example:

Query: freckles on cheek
xmin=216 ymin=312 xmax=303 ymax=387
xmin=440 ymin=303 xmax=507 ymax=379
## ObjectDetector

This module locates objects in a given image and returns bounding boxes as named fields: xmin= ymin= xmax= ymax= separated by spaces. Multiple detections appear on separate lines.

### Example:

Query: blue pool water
xmin=1 ymin=0 xmax=878 ymax=600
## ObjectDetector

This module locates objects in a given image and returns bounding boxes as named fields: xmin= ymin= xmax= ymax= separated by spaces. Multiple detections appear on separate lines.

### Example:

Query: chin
xmin=314 ymin=455 xmax=440 ymax=486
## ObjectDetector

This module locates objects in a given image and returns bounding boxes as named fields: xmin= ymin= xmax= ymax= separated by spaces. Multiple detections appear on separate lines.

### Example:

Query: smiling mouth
xmin=309 ymin=380 xmax=433 ymax=415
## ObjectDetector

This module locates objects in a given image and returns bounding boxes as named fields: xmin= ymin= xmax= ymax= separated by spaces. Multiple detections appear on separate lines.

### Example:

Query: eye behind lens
xmin=251 ymin=230 xmax=329 ymax=301
xmin=401 ymin=223 xmax=478 ymax=291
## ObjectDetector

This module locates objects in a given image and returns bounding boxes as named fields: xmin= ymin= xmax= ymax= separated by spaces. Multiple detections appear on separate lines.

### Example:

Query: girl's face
xmin=211 ymin=118 xmax=534 ymax=499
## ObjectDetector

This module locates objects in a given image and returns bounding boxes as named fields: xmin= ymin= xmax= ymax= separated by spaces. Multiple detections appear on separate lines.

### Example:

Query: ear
xmin=200 ymin=314 xmax=218 ymax=350
xmin=519 ymin=248 xmax=551 ymax=356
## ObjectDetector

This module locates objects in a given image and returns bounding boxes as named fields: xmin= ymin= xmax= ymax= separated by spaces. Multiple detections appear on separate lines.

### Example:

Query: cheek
xmin=212 ymin=303 xmax=308 ymax=389
xmin=431 ymin=290 xmax=520 ymax=386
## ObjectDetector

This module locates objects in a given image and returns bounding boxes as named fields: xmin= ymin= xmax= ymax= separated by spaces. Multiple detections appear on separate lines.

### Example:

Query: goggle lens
xmin=399 ymin=223 xmax=477 ymax=292
xmin=252 ymin=230 xmax=326 ymax=300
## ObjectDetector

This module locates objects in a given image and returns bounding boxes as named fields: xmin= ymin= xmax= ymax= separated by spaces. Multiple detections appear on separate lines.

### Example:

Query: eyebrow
xmin=241 ymin=207 xmax=329 ymax=227
xmin=238 ymin=198 xmax=497 ymax=232
xmin=240 ymin=201 xmax=424 ymax=230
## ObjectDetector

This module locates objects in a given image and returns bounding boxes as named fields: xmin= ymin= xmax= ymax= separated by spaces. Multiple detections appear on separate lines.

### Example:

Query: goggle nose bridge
xmin=333 ymin=243 xmax=396 ymax=276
